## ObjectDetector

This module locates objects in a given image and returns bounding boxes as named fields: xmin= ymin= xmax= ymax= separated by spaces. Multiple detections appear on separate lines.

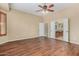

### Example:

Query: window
xmin=0 ymin=11 xmax=7 ymax=36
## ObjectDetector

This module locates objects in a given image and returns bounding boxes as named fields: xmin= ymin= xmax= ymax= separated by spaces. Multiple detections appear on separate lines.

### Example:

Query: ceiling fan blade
xmin=47 ymin=9 xmax=54 ymax=12
xmin=49 ymin=4 xmax=54 ymax=8
xmin=38 ymin=5 xmax=43 ymax=8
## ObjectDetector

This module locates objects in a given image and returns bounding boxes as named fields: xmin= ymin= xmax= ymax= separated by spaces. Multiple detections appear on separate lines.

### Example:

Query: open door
xmin=63 ymin=17 xmax=70 ymax=42
xmin=50 ymin=20 xmax=56 ymax=39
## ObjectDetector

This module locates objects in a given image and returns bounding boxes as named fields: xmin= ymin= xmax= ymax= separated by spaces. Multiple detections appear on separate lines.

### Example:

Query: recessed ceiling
xmin=11 ymin=3 xmax=74 ymax=16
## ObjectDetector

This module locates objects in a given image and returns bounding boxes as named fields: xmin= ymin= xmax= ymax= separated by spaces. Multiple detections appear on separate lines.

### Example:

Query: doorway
xmin=55 ymin=21 xmax=63 ymax=40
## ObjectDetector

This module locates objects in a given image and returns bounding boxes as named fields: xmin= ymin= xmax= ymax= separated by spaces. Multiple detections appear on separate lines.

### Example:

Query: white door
xmin=63 ymin=17 xmax=69 ymax=42
xmin=50 ymin=20 xmax=56 ymax=39
xmin=39 ymin=23 xmax=45 ymax=36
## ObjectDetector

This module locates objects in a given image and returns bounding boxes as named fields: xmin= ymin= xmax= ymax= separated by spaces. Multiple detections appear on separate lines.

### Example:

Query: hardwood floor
xmin=0 ymin=37 xmax=79 ymax=56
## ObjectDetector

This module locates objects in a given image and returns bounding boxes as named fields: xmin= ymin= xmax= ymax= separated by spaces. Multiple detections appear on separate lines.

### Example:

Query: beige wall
xmin=0 ymin=3 xmax=9 ymax=11
xmin=0 ymin=8 xmax=41 ymax=44
xmin=55 ymin=4 xmax=79 ymax=44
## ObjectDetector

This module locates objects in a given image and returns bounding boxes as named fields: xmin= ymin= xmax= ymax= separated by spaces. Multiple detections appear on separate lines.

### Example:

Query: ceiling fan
xmin=36 ymin=3 xmax=54 ymax=13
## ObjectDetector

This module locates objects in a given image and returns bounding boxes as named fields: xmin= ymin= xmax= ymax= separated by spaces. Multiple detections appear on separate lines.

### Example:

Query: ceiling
xmin=11 ymin=3 xmax=73 ymax=16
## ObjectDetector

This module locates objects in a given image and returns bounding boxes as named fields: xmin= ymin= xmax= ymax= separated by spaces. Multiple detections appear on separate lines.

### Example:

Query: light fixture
xmin=41 ymin=10 xmax=48 ymax=14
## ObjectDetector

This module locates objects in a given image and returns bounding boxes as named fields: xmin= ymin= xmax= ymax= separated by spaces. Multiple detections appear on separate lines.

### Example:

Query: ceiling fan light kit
xmin=42 ymin=10 xmax=48 ymax=14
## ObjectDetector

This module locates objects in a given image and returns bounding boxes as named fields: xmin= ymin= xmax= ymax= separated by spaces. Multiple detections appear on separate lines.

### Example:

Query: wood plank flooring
xmin=0 ymin=37 xmax=79 ymax=56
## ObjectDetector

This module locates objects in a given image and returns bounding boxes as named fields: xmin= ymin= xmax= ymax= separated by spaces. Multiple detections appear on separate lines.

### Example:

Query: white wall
xmin=0 ymin=8 xmax=41 ymax=44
